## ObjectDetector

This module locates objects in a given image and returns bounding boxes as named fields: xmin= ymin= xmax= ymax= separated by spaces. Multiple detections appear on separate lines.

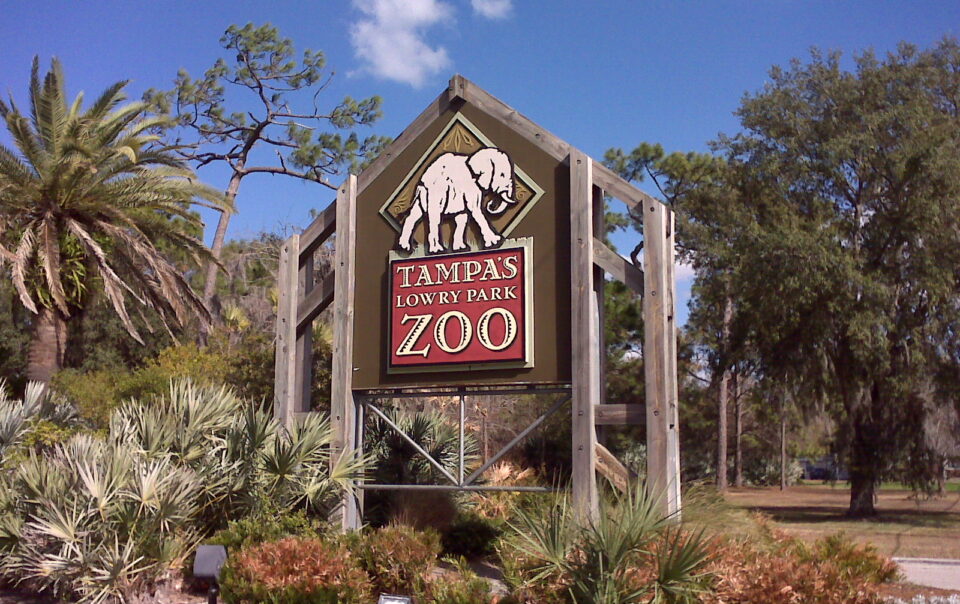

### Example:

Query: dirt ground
xmin=724 ymin=484 xmax=960 ymax=559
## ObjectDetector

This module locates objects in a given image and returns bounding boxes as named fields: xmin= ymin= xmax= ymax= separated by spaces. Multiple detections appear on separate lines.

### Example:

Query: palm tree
xmin=0 ymin=58 xmax=227 ymax=382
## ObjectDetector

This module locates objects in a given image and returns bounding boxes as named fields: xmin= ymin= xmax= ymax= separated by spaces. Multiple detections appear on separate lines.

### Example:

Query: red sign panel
xmin=389 ymin=242 xmax=532 ymax=371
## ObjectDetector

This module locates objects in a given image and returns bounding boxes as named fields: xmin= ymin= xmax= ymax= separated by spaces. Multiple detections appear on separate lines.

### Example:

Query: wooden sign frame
xmin=274 ymin=75 xmax=680 ymax=528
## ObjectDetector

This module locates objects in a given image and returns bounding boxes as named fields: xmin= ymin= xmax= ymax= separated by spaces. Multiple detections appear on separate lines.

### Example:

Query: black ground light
xmin=193 ymin=545 xmax=228 ymax=604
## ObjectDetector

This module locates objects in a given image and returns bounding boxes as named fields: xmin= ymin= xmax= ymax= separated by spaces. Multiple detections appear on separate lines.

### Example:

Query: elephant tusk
xmin=486 ymin=196 xmax=514 ymax=215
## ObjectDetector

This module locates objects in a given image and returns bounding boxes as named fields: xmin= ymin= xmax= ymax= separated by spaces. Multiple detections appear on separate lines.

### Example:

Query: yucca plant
xmin=506 ymin=481 xmax=714 ymax=603
xmin=0 ymin=379 xmax=363 ymax=602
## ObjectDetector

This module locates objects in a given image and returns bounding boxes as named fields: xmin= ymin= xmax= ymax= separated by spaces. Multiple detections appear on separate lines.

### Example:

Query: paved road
xmin=894 ymin=558 xmax=960 ymax=591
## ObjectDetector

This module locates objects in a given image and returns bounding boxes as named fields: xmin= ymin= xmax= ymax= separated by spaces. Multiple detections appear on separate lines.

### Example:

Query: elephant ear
xmin=467 ymin=149 xmax=496 ymax=191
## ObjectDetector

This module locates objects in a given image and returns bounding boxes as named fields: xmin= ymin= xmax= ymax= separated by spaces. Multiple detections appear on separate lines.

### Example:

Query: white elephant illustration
xmin=397 ymin=147 xmax=518 ymax=253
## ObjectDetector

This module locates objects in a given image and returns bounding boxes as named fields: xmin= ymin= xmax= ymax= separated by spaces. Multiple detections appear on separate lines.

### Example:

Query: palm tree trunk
xmin=27 ymin=306 xmax=67 ymax=383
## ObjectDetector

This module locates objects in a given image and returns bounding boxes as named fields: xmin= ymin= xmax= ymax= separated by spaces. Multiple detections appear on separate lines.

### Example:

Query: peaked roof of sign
xmin=300 ymin=74 xmax=664 ymax=252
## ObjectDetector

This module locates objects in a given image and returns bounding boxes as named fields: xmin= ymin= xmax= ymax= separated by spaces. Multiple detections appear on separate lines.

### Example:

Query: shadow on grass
xmin=744 ymin=505 xmax=960 ymax=528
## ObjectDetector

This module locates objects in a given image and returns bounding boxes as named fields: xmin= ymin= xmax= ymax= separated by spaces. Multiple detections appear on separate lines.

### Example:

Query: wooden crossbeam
xmin=593 ymin=240 xmax=644 ymax=294
xmin=592 ymin=160 xmax=660 ymax=211
xmin=595 ymin=443 xmax=637 ymax=493
xmin=299 ymin=202 xmax=337 ymax=260
xmin=296 ymin=272 xmax=335 ymax=332
xmin=594 ymin=404 xmax=644 ymax=425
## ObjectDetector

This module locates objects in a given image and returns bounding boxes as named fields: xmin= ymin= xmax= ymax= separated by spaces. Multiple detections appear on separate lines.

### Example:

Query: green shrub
xmin=349 ymin=524 xmax=441 ymax=596
xmin=423 ymin=562 xmax=492 ymax=604
xmin=210 ymin=509 xmax=327 ymax=553
xmin=221 ymin=536 xmax=371 ymax=603
xmin=442 ymin=510 xmax=502 ymax=558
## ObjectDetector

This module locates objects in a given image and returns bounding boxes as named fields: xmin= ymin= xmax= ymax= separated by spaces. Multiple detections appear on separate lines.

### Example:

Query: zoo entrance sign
xmin=352 ymin=109 xmax=564 ymax=388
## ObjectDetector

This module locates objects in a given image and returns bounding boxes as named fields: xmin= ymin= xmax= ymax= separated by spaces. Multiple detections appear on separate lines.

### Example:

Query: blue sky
xmin=2 ymin=0 xmax=958 ymax=323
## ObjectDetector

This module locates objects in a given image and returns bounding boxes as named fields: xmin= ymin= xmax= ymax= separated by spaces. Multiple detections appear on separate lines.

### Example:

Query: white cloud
xmin=471 ymin=0 xmax=512 ymax=19
xmin=350 ymin=0 xmax=453 ymax=88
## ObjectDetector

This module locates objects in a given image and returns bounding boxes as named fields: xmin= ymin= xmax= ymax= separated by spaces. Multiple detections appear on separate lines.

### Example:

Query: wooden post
xmin=295 ymin=252 xmax=314 ymax=415
xmin=643 ymin=201 xmax=681 ymax=519
xmin=593 ymin=186 xmax=608 ymax=447
xmin=331 ymin=175 xmax=360 ymax=530
xmin=274 ymin=234 xmax=300 ymax=428
xmin=570 ymin=149 xmax=599 ymax=521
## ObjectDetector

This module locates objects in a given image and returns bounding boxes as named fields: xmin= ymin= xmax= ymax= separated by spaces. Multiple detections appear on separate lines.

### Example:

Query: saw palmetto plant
xmin=506 ymin=481 xmax=714 ymax=603
xmin=0 ymin=57 xmax=228 ymax=382
xmin=0 ymin=380 xmax=363 ymax=602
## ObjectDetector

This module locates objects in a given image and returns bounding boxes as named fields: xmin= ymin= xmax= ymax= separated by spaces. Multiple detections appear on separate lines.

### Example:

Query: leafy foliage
xmin=0 ymin=380 xmax=362 ymax=602
xmin=347 ymin=524 xmax=441 ymax=596
xmin=0 ymin=57 xmax=227 ymax=381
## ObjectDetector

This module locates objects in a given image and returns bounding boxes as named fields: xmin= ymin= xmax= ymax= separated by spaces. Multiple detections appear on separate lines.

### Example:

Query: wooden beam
xmin=592 ymin=160 xmax=660 ymax=211
xmin=273 ymin=235 xmax=300 ymax=429
xmin=569 ymin=149 xmax=599 ymax=522
xmin=642 ymin=201 xmax=681 ymax=519
xmin=358 ymin=86 xmax=454 ymax=194
xmin=331 ymin=175 xmax=360 ymax=531
xmin=294 ymin=250 xmax=314 ymax=415
xmin=593 ymin=240 xmax=644 ymax=294
xmin=594 ymin=404 xmax=645 ymax=425
xmin=296 ymin=271 xmax=335 ymax=332
xmin=299 ymin=202 xmax=336 ymax=260
xmin=595 ymin=443 xmax=637 ymax=494
xmin=454 ymin=74 xmax=659 ymax=211
xmin=457 ymin=75 xmax=571 ymax=162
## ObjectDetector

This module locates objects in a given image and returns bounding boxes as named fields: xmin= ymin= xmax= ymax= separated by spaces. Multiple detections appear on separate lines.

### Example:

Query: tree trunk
xmin=27 ymin=306 xmax=68 ymax=384
xmin=200 ymin=173 xmax=243 ymax=343
xmin=717 ymin=295 xmax=733 ymax=491
xmin=734 ymin=372 xmax=744 ymax=487
xmin=848 ymin=472 xmax=878 ymax=517
xmin=845 ymin=387 xmax=881 ymax=516
xmin=779 ymin=397 xmax=787 ymax=491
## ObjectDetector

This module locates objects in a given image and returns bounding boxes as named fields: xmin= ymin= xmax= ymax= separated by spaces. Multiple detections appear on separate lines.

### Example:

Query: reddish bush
xmin=221 ymin=536 xmax=371 ymax=603
xmin=702 ymin=518 xmax=894 ymax=604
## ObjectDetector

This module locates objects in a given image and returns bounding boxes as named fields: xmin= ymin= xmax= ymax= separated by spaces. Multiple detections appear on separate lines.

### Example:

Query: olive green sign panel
xmin=352 ymin=99 xmax=572 ymax=390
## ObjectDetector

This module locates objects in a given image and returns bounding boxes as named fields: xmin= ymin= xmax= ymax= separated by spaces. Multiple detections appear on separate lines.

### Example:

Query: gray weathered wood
xmin=569 ymin=149 xmax=599 ymax=522
xmin=331 ymin=175 xmax=360 ymax=530
xmin=642 ymin=201 xmax=681 ymax=519
xmin=296 ymin=271 xmax=336 ymax=331
xmin=596 ymin=442 xmax=637 ymax=493
xmin=665 ymin=210 xmax=681 ymax=513
xmin=299 ymin=202 xmax=336 ymax=260
xmin=593 ymin=186 xmax=608 ymax=446
xmin=274 ymin=234 xmax=300 ymax=429
xmin=453 ymin=74 xmax=654 ymax=210
xmin=592 ymin=160 xmax=660 ymax=211
xmin=358 ymin=86 xmax=453 ymax=194
xmin=594 ymin=404 xmax=645 ymax=425
xmin=593 ymin=240 xmax=644 ymax=294
xmin=294 ymin=251 xmax=314 ymax=415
